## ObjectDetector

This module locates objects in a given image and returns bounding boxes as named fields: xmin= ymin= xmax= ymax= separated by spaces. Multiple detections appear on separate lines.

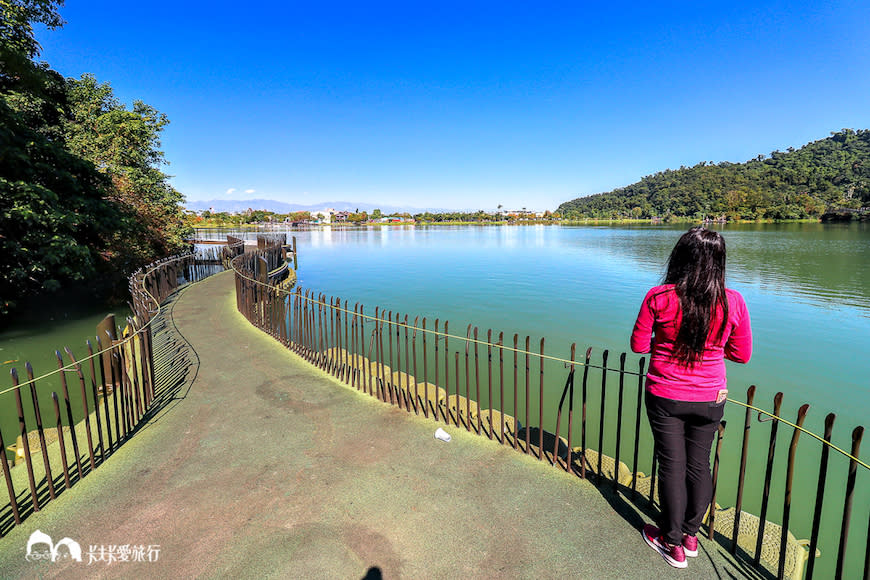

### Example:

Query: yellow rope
xmin=727 ymin=400 xmax=869 ymax=470
xmin=0 ymin=253 xmax=195 ymax=397
xmin=236 ymin=260 xmax=870 ymax=470
xmin=236 ymin=266 xmax=599 ymax=369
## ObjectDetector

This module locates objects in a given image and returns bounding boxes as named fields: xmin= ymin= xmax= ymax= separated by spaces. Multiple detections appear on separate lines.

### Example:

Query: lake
xmin=248 ymin=221 xmax=870 ymax=578
xmin=6 ymin=222 xmax=867 ymax=442
xmin=206 ymin=223 xmax=870 ymax=434
xmin=3 ymin=221 xmax=868 ymax=576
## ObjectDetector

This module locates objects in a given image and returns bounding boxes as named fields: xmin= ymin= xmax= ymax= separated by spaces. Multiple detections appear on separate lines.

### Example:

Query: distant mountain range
xmin=184 ymin=199 xmax=458 ymax=214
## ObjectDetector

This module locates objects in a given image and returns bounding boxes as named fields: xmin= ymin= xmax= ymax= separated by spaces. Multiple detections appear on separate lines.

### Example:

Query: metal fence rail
xmin=0 ymin=248 xmax=224 ymax=536
xmin=233 ymin=248 xmax=868 ymax=580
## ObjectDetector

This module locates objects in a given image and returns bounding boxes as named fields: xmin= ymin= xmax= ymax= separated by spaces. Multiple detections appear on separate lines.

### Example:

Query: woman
xmin=631 ymin=226 xmax=752 ymax=568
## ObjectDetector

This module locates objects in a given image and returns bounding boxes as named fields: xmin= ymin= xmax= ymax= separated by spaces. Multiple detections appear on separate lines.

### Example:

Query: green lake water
xmin=3 ymin=222 xmax=868 ymax=577
xmin=269 ymin=223 xmax=870 ymax=427
xmin=216 ymin=222 xmax=870 ymax=578
xmin=0 ymin=291 xmax=130 ymax=457
xmin=190 ymin=222 xmax=870 ymax=444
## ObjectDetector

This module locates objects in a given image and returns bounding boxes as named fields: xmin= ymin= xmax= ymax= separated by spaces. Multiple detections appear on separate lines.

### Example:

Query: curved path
xmin=0 ymin=272 xmax=754 ymax=578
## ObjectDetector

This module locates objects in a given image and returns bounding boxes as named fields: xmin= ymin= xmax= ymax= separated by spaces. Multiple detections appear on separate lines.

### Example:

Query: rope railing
xmin=232 ymin=263 xmax=870 ymax=467
xmin=233 ymin=246 xmax=868 ymax=580
xmin=0 ymin=244 xmax=225 ymax=537
xmin=727 ymin=399 xmax=869 ymax=470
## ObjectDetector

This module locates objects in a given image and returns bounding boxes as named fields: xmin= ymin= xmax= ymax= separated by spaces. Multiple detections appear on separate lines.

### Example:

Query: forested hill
xmin=557 ymin=129 xmax=870 ymax=220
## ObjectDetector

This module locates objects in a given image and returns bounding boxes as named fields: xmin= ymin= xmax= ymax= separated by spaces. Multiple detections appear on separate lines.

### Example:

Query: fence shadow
xmin=0 ymin=283 xmax=201 ymax=537
xmin=134 ymin=288 xmax=200 ymax=427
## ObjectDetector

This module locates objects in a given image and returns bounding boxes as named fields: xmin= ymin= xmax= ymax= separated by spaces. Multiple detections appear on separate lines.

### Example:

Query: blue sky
xmin=37 ymin=1 xmax=870 ymax=211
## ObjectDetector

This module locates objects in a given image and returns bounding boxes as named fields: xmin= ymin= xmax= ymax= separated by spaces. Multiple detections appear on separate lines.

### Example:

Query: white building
xmin=311 ymin=208 xmax=336 ymax=224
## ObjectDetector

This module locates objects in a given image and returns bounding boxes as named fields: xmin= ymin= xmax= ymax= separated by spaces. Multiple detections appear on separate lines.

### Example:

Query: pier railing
xmin=233 ymin=247 xmax=868 ymax=580
xmin=222 ymin=235 xmax=246 ymax=266
xmin=0 ymin=246 xmax=226 ymax=536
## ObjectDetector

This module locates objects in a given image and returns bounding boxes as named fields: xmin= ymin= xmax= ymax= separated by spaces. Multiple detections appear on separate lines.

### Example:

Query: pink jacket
xmin=630 ymin=285 xmax=752 ymax=402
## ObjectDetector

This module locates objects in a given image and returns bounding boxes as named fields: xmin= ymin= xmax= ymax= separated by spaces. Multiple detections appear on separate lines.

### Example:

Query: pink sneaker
xmin=682 ymin=533 xmax=698 ymax=557
xmin=643 ymin=524 xmax=687 ymax=568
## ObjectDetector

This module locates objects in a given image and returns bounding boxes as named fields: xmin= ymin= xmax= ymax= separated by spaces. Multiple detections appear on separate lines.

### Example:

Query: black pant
xmin=645 ymin=391 xmax=725 ymax=545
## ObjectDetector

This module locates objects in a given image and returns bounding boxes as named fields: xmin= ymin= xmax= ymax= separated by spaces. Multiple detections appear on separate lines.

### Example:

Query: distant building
xmin=311 ymin=208 xmax=336 ymax=224
xmin=375 ymin=216 xmax=414 ymax=223
xmin=501 ymin=209 xmax=537 ymax=218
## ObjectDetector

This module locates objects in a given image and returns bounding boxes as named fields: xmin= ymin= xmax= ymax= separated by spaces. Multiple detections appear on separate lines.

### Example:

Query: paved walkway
xmin=0 ymin=272 xmax=757 ymax=578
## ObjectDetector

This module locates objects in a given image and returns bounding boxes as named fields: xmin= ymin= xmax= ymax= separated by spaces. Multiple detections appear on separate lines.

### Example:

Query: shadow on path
xmin=0 ymin=286 xmax=199 ymax=537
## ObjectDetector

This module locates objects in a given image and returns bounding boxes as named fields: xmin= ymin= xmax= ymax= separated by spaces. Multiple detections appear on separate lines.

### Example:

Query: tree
xmin=371 ymin=208 xmax=382 ymax=219
xmin=0 ymin=98 xmax=123 ymax=314
xmin=0 ymin=1 xmax=124 ymax=315
xmin=0 ymin=0 xmax=65 ymax=93
xmin=1 ymin=1 xmax=68 ymax=145
xmin=64 ymin=74 xmax=191 ymax=264
xmin=0 ymin=1 xmax=192 ymax=316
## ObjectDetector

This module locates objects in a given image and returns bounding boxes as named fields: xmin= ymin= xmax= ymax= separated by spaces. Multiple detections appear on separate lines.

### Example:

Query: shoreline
xmin=192 ymin=217 xmax=832 ymax=229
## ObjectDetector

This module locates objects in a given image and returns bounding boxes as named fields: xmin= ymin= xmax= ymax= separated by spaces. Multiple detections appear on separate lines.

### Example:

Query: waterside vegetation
xmin=192 ymin=208 xmax=563 ymax=227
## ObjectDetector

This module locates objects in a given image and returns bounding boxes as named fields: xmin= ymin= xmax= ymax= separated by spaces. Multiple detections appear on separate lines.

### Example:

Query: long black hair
xmin=664 ymin=226 xmax=729 ymax=366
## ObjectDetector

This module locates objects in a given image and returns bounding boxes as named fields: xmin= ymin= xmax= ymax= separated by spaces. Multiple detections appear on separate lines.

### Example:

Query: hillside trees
xmin=557 ymin=130 xmax=870 ymax=220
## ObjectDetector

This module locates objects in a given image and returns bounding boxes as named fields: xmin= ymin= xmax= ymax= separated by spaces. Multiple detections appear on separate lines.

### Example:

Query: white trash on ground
xmin=434 ymin=427 xmax=451 ymax=442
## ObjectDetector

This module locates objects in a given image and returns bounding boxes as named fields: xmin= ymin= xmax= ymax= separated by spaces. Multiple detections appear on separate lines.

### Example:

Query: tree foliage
xmin=557 ymin=130 xmax=870 ymax=220
xmin=0 ymin=0 xmax=64 ymax=57
xmin=64 ymin=74 xmax=190 ymax=262
xmin=412 ymin=210 xmax=552 ymax=223
xmin=0 ymin=98 xmax=122 ymax=313
xmin=194 ymin=210 xmax=313 ymax=226
xmin=0 ymin=0 xmax=190 ymax=316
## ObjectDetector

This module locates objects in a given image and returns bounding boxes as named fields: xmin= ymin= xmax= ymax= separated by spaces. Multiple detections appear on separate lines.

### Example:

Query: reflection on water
xmin=0 ymin=291 xmax=132 ymax=455
xmin=726 ymin=224 xmax=870 ymax=312
xmin=192 ymin=224 xmax=870 ymax=429
xmin=0 ymin=290 xmax=131 ymax=376
xmin=199 ymin=223 xmax=870 ymax=314
xmin=211 ymin=223 xmax=869 ymax=431
xmin=552 ymin=222 xmax=870 ymax=314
